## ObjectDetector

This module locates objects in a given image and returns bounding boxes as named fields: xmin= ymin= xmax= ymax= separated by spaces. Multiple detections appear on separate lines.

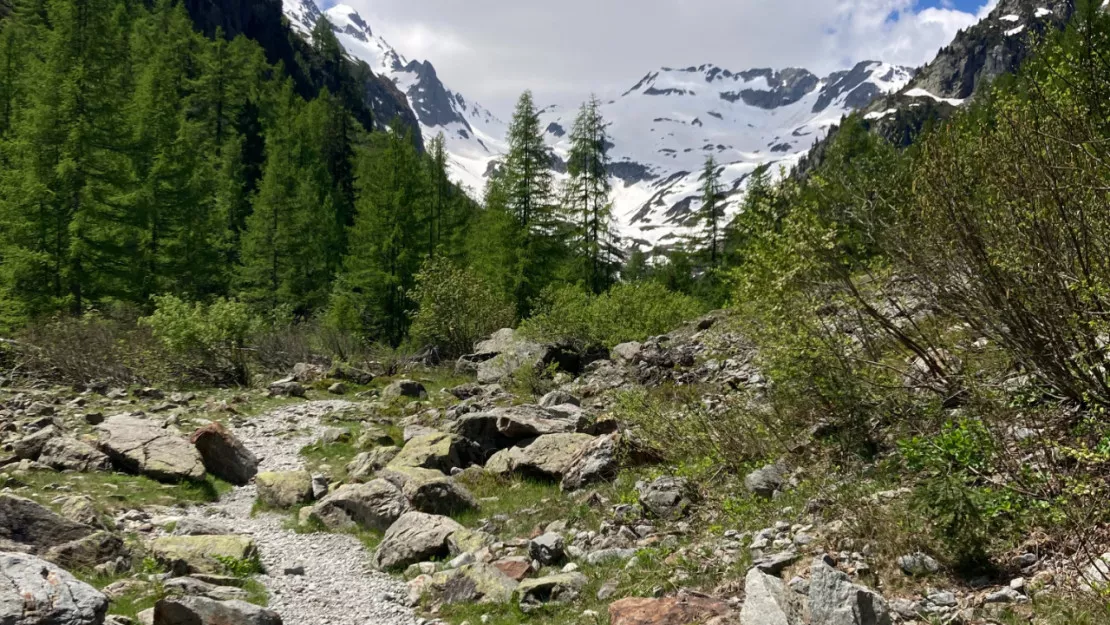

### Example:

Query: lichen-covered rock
xmin=808 ymin=557 xmax=892 ymax=625
xmin=516 ymin=572 xmax=588 ymax=613
xmin=256 ymin=471 xmax=314 ymax=509
xmin=371 ymin=512 xmax=464 ymax=571
xmin=0 ymin=551 xmax=109 ymax=625
xmin=382 ymin=379 xmax=427 ymax=400
xmin=387 ymin=432 xmax=472 ymax=473
xmin=637 ymin=476 xmax=697 ymax=520
xmin=424 ymin=563 xmax=519 ymax=605
xmin=346 ymin=447 xmax=400 ymax=482
xmin=0 ymin=494 xmax=92 ymax=553
xmin=95 ymin=415 xmax=205 ymax=482
xmin=561 ymin=433 xmax=620 ymax=491
xmin=378 ymin=466 xmax=478 ymax=516
xmin=451 ymin=405 xmax=588 ymax=455
xmin=485 ymin=433 xmax=594 ymax=481
xmin=38 ymin=436 xmax=110 ymax=472
xmin=153 ymin=596 xmax=282 ymax=625
xmin=45 ymin=531 xmax=128 ymax=570
xmin=310 ymin=480 xmax=408 ymax=532
xmin=149 ymin=535 xmax=257 ymax=576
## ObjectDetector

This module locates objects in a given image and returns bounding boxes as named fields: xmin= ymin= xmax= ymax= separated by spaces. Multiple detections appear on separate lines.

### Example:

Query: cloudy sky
xmin=325 ymin=0 xmax=999 ymax=116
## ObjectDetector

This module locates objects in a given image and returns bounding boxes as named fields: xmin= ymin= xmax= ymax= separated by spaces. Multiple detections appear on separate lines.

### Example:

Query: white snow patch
xmin=864 ymin=108 xmax=898 ymax=121
xmin=904 ymin=88 xmax=965 ymax=107
xmin=1006 ymin=25 xmax=1026 ymax=36
xmin=1035 ymin=7 xmax=1052 ymax=17
xmin=1000 ymin=14 xmax=1021 ymax=22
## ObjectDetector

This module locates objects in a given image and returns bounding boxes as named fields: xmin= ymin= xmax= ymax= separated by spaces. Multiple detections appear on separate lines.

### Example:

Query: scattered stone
xmin=382 ymin=380 xmax=427 ymax=401
xmin=492 ymin=557 xmax=532 ymax=582
xmin=529 ymin=533 xmax=566 ymax=566
xmin=268 ymin=378 xmax=306 ymax=398
xmin=610 ymin=596 xmax=733 ymax=625
xmin=171 ymin=518 xmax=233 ymax=537
xmin=452 ymin=405 xmax=588 ymax=455
xmin=153 ymin=596 xmax=282 ymax=625
xmin=379 ymin=466 xmax=479 ymax=516
xmin=984 ymin=587 xmax=1026 ymax=604
xmin=637 ymin=476 xmax=696 ymax=520
xmin=372 ymin=512 xmax=465 ymax=571
xmin=255 ymin=471 xmax=314 ymax=509
xmin=897 ymin=552 xmax=940 ymax=577
xmin=517 ymin=572 xmax=588 ymax=613
xmin=611 ymin=342 xmax=642 ymax=364
xmin=539 ymin=390 xmax=580 ymax=408
xmin=95 ymin=415 xmax=206 ymax=482
xmin=133 ymin=388 xmax=165 ymax=400
xmin=190 ymin=422 xmax=258 ymax=486
xmin=327 ymin=382 xmax=347 ymax=395
xmin=0 ymin=551 xmax=109 ymax=625
xmin=744 ymin=464 xmax=787 ymax=499
xmin=754 ymin=551 xmax=800 ymax=575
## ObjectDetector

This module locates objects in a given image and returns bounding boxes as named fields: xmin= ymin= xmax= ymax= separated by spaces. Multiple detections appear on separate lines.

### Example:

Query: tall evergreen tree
xmin=565 ymin=96 xmax=617 ymax=293
xmin=697 ymin=155 xmax=724 ymax=268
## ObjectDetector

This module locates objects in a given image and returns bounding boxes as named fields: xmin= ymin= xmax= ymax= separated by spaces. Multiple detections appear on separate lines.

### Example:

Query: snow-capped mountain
xmin=282 ymin=0 xmax=911 ymax=248
xmin=538 ymin=62 xmax=913 ymax=247
xmin=283 ymin=0 xmax=507 ymax=195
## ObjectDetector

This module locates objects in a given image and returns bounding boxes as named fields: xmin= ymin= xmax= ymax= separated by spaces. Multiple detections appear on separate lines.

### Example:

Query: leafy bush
xmin=408 ymin=258 xmax=516 ymax=358
xmin=521 ymin=282 xmax=705 ymax=350
xmin=141 ymin=295 xmax=260 ymax=384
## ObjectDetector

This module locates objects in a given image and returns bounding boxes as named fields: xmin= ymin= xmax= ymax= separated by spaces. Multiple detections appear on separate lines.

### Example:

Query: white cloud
xmin=338 ymin=0 xmax=997 ymax=116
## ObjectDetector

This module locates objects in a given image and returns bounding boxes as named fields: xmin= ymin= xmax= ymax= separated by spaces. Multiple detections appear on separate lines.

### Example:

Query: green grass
xmin=286 ymin=508 xmax=384 ymax=551
xmin=1 ymin=470 xmax=233 ymax=514
xmin=451 ymin=471 xmax=610 ymax=536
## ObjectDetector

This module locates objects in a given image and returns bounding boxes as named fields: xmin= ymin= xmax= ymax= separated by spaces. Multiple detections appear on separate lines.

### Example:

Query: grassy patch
xmin=452 ymin=472 xmax=609 ymax=536
xmin=1 ymin=470 xmax=232 ymax=514
xmin=286 ymin=507 xmax=384 ymax=551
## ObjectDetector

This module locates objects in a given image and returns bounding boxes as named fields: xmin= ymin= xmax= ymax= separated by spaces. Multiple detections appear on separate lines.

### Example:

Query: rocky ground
xmin=2 ymin=315 xmax=1108 ymax=625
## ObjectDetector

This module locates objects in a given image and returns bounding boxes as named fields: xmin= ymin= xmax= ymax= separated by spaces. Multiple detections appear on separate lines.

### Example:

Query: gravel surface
xmin=177 ymin=400 xmax=421 ymax=625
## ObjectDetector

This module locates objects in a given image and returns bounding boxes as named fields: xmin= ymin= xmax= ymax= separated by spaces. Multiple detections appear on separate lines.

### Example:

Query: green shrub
xmin=521 ymin=282 xmax=704 ymax=350
xmin=141 ymin=295 xmax=259 ymax=384
xmin=408 ymin=258 xmax=516 ymax=358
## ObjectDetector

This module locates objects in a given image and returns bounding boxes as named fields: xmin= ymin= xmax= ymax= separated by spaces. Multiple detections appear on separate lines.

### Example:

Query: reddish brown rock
xmin=609 ymin=596 xmax=733 ymax=625
xmin=492 ymin=557 xmax=532 ymax=582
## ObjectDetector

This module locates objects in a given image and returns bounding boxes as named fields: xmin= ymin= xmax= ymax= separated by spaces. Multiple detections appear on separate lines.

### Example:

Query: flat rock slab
xmin=609 ymin=596 xmax=733 ymax=625
xmin=372 ymin=512 xmax=464 ymax=571
xmin=256 ymin=471 xmax=314 ymax=509
xmin=96 ymin=415 xmax=205 ymax=482
xmin=485 ymin=433 xmax=595 ymax=480
xmin=0 ymin=494 xmax=93 ymax=554
xmin=154 ymin=596 xmax=282 ymax=625
xmin=1 ymin=551 xmax=108 ymax=625
xmin=150 ymin=535 xmax=257 ymax=576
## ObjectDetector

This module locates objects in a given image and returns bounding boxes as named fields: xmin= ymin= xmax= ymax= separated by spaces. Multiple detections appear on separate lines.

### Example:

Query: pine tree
xmin=698 ymin=155 xmax=724 ymax=268
xmin=565 ymin=96 xmax=617 ymax=293
xmin=329 ymin=119 xmax=426 ymax=346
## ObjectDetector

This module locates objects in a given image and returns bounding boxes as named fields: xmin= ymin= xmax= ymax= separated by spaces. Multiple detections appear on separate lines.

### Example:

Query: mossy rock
xmin=150 ymin=535 xmax=257 ymax=575
xmin=256 ymin=471 xmax=314 ymax=509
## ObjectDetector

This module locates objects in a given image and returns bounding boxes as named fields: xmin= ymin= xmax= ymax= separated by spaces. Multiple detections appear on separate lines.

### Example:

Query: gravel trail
xmin=178 ymin=400 xmax=420 ymax=625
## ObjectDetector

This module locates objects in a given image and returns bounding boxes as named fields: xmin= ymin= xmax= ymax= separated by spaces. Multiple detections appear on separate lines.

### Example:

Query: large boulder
xmin=561 ymin=433 xmax=621 ymax=491
xmin=485 ymin=433 xmax=595 ymax=480
xmin=387 ymin=433 xmax=472 ymax=473
xmin=153 ymin=596 xmax=281 ymax=625
xmin=0 ymin=551 xmax=109 ymax=625
xmin=149 ymin=535 xmax=257 ymax=576
xmin=12 ymin=425 xmax=58 ymax=460
xmin=808 ymin=557 xmax=892 ymax=625
xmin=190 ymin=423 xmax=258 ymax=486
xmin=424 ymin=563 xmax=519 ymax=605
xmin=255 ymin=471 xmax=314 ymax=509
xmin=455 ymin=329 xmax=544 ymax=383
xmin=745 ymin=464 xmax=787 ymax=500
xmin=382 ymin=379 xmax=427 ymax=401
xmin=609 ymin=596 xmax=733 ymax=625
xmin=38 ymin=436 xmax=110 ymax=472
xmin=451 ymin=405 xmax=588 ymax=455
xmin=371 ymin=512 xmax=465 ymax=571
xmin=739 ymin=567 xmax=804 ymax=625
xmin=309 ymin=480 xmax=408 ymax=532
xmin=637 ymin=477 xmax=697 ymax=520
xmin=346 ymin=447 xmax=400 ymax=482
xmin=0 ymin=495 xmax=92 ymax=553
xmin=95 ymin=416 xmax=205 ymax=482
xmin=44 ymin=531 xmax=128 ymax=570
xmin=378 ymin=466 xmax=478 ymax=516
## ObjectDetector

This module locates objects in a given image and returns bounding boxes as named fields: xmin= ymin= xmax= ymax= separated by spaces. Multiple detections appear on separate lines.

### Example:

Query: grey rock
xmin=346 ymin=447 xmax=401 ymax=482
xmin=267 ymin=379 xmax=305 ymax=398
xmin=517 ymin=572 xmax=588 ymax=613
xmin=896 ymin=552 xmax=940 ymax=576
xmin=808 ymin=557 xmax=891 ymax=625
xmin=12 ymin=425 xmax=58 ymax=460
xmin=528 ymin=533 xmax=565 ymax=566
xmin=745 ymin=464 xmax=787 ymax=499
xmin=38 ymin=436 xmax=111 ymax=472
xmin=0 ymin=551 xmax=109 ymax=625
xmin=755 ymin=551 xmax=800 ymax=575
xmin=44 ymin=531 xmax=128 ymax=570
xmin=171 ymin=518 xmax=233 ymax=537
xmin=372 ymin=512 xmax=465 ymax=571
xmin=561 ymin=433 xmax=620 ymax=491
xmin=378 ymin=466 xmax=478 ymax=516
xmin=0 ymin=494 xmax=93 ymax=553
xmin=382 ymin=380 xmax=427 ymax=401
xmin=485 ymin=433 xmax=595 ymax=481
xmin=740 ymin=567 xmax=803 ymax=625
xmin=586 ymin=548 xmax=636 ymax=566
xmin=451 ymin=405 xmax=587 ymax=454
xmin=539 ymin=390 xmax=579 ymax=408
xmin=610 ymin=342 xmax=642 ymax=364
xmin=637 ymin=476 xmax=696 ymax=520
xmin=388 ymin=432 xmax=472 ymax=473
xmin=310 ymin=480 xmax=408 ymax=532
xmin=95 ymin=415 xmax=206 ymax=482
xmin=153 ymin=596 xmax=282 ymax=625
xmin=189 ymin=422 xmax=258 ymax=486
xmin=255 ymin=471 xmax=314 ymax=509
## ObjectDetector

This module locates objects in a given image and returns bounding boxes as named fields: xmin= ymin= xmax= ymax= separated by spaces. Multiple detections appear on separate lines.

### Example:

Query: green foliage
xmin=564 ymin=96 xmax=619 ymax=293
xmin=521 ymin=282 xmax=705 ymax=350
xmin=141 ymin=295 xmax=259 ymax=384
xmin=214 ymin=553 xmax=264 ymax=577
xmin=408 ymin=258 xmax=515 ymax=358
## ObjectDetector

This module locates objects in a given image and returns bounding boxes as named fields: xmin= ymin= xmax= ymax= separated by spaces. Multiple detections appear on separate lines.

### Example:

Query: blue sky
xmin=338 ymin=0 xmax=998 ymax=113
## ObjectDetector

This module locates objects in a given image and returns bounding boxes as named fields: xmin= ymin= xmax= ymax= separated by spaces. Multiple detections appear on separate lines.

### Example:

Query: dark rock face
xmin=608 ymin=161 xmax=657 ymax=185
xmin=181 ymin=0 xmax=422 ymax=149
xmin=813 ymin=61 xmax=895 ymax=113
xmin=721 ymin=67 xmax=820 ymax=109
xmin=190 ymin=422 xmax=259 ymax=486
xmin=0 ymin=494 xmax=93 ymax=554
xmin=403 ymin=60 xmax=471 ymax=131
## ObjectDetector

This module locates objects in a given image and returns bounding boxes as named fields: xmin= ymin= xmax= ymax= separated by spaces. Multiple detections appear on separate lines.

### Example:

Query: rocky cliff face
xmin=182 ymin=0 xmax=421 ymax=145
